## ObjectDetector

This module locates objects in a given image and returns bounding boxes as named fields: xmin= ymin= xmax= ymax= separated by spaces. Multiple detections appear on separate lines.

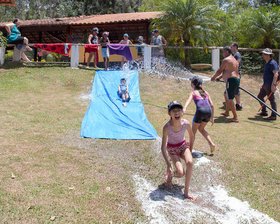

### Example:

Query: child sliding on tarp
xmin=161 ymin=101 xmax=196 ymax=201
xmin=118 ymin=78 xmax=129 ymax=107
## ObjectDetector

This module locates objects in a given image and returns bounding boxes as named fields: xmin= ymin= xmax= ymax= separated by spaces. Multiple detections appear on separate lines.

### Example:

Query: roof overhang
xmin=0 ymin=11 xmax=163 ymax=28
xmin=0 ymin=0 xmax=16 ymax=7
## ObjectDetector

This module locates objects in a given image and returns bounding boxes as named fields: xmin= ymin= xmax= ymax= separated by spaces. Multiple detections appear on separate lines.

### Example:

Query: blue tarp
xmin=81 ymin=70 xmax=158 ymax=139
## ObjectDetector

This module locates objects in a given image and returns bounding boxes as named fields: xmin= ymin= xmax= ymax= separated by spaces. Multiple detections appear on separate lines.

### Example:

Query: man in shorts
xmin=211 ymin=46 xmax=240 ymax=122
xmin=231 ymin=42 xmax=242 ymax=110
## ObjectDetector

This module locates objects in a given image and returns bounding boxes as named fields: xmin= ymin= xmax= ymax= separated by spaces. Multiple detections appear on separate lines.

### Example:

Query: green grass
xmin=0 ymin=65 xmax=279 ymax=223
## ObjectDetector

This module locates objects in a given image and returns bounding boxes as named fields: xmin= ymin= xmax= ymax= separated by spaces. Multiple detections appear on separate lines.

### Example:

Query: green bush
xmin=241 ymin=51 xmax=264 ymax=75
xmin=0 ymin=31 xmax=7 ymax=48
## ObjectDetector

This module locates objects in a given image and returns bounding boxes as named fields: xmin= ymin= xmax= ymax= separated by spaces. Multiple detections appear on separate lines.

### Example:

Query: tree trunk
xmin=183 ymin=39 xmax=191 ymax=68
xmin=122 ymin=0 xmax=126 ymax=13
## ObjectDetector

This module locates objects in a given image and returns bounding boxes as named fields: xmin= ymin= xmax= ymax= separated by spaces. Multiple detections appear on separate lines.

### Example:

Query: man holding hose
xmin=211 ymin=46 xmax=240 ymax=123
xmin=257 ymin=48 xmax=279 ymax=121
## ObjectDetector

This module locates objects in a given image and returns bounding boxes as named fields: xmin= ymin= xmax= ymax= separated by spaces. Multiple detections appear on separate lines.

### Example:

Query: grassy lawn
xmin=0 ymin=64 xmax=279 ymax=223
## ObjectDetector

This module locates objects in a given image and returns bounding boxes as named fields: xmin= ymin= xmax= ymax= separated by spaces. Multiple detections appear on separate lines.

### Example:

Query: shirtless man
xmin=211 ymin=46 xmax=240 ymax=122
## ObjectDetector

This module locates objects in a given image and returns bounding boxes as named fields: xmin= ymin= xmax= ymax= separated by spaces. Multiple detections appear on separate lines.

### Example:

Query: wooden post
xmin=38 ymin=32 xmax=42 ymax=62
xmin=144 ymin=45 xmax=151 ymax=70
xmin=33 ymin=47 xmax=37 ymax=61
xmin=0 ymin=46 xmax=5 ymax=66
xmin=212 ymin=48 xmax=220 ymax=71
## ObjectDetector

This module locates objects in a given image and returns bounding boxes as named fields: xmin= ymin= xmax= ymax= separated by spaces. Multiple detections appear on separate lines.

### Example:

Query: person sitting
xmin=5 ymin=18 xmax=32 ymax=62
xmin=118 ymin=78 xmax=129 ymax=107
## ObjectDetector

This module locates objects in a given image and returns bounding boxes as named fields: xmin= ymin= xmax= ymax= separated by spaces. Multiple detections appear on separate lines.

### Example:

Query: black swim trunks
xmin=226 ymin=77 xmax=240 ymax=100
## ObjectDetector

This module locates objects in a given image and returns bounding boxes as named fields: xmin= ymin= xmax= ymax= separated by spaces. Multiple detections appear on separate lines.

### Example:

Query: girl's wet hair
xmin=191 ymin=76 xmax=202 ymax=88
xmin=191 ymin=76 xmax=206 ymax=98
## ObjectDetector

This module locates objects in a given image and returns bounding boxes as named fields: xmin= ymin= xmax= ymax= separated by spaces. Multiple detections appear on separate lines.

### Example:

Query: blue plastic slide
xmin=81 ymin=70 xmax=158 ymax=139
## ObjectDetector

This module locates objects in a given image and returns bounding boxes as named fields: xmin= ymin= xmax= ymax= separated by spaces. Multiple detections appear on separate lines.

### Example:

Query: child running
xmin=161 ymin=101 xmax=195 ymax=200
xmin=183 ymin=76 xmax=215 ymax=153
xmin=118 ymin=78 xmax=129 ymax=107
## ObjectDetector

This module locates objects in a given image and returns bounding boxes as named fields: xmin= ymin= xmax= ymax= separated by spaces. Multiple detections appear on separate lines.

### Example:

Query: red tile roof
xmin=0 ymin=0 xmax=16 ymax=7
xmin=0 ymin=11 xmax=162 ymax=27
xmin=0 ymin=16 xmax=84 ymax=27
xmin=70 ymin=11 xmax=163 ymax=25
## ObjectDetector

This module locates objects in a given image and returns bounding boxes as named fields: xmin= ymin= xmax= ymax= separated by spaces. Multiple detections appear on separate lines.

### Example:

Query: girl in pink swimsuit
xmin=161 ymin=101 xmax=195 ymax=201
xmin=183 ymin=76 xmax=215 ymax=154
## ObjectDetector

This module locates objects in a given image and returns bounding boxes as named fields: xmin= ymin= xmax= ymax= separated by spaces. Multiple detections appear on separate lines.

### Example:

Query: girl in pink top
xmin=161 ymin=101 xmax=195 ymax=200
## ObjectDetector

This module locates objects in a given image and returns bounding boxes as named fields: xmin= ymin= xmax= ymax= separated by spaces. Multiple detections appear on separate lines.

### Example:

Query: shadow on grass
xmin=202 ymin=152 xmax=214 ymax=157
xmin=213 ymin=116 xmax=228 ymax=123
xmin=1 ymin=61 xmax=70 ymax=69
xmin=150 ymin=183 xmax=185 ymax=202
xmin=246 ymin=116 xmax=280 ymax=129
xmin=1 ymin=61 xmax=24 ymax=69
xmin=142 ymin=102 xmax=166 ymax=110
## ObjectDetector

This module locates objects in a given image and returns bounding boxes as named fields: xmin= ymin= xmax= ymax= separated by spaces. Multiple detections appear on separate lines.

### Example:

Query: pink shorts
xmin=167 ymin=140 xmax=190 ymax=157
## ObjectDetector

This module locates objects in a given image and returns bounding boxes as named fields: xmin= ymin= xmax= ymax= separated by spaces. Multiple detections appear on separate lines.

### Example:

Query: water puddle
xmin=133 ymin=156 xmax=279 ymax=224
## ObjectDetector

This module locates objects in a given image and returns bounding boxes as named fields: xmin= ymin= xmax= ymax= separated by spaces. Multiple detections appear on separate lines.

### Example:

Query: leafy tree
xmin=138 ymin=0 xmax=164 ymax=11
xmin=0 ymin=0 xmax=141 ymax=22
xmin=238 ymin=6 xmax=280 ymax=48
xmin=258 ymin=0 xmax=280 ymax=6
xmin=152 ymin=0 xmax=218 ymax=66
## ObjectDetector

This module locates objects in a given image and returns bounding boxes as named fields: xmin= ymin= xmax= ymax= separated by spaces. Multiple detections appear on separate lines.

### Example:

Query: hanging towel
xmin=33 ymin=43 xmax=72 ymax=56
xmin=108 ymin=44 xmax=133 ymax=61
xmin=84 ymin=44 xmax=99 ymax=64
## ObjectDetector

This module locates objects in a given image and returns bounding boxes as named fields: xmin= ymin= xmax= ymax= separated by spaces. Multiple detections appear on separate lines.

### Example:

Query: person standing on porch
xmin=150 ymin=29 xmax=167 ymax=64
xmin=119 ymin=33 xmax=132 ymax=68
xmin=86 ymin=27 xmax=99 ymax=68
xmin=100 ymin=32 xmax=110 ymax=70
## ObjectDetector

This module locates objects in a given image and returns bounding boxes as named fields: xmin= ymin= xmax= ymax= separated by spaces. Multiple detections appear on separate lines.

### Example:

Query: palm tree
xmin=240 ymin=7 xmax=280 ymax=48
xmin=152 ymin=0 xmax=218 ymax=67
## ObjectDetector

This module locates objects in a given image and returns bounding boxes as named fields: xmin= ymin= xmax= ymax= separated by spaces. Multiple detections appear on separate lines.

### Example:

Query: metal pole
xmin=238 ymin=86 xmax=280 ymax=117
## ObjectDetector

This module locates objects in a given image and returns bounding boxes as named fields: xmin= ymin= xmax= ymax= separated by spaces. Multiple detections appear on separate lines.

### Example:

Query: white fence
xmin=4 ymin=44 xmax=280 ymax=70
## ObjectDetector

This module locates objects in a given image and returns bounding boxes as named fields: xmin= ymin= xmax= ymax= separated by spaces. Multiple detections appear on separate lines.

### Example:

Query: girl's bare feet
xmin=183 ymin=194 xmax=197 ymax=201
xmin=165 ymin=172 xmax=173 ymax=189
xmin=210 ymin=144 xmax=216 ymax=153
